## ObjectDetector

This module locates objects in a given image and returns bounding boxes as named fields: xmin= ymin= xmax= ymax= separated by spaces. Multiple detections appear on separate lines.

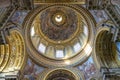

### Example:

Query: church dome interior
xmin=0 ymin=0 xmax=120 ymax=80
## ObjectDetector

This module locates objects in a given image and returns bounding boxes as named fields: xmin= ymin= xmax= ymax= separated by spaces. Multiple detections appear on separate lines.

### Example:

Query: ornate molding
xmin=38 ymin=68 xmax=85 ymax=80
xmin=23 ymin=4 xmax=95 ymax=67
xmin=0 ymin=23 xmax=27 ymax=79
xmin=93 ymin=21 xmax=120 ymax=70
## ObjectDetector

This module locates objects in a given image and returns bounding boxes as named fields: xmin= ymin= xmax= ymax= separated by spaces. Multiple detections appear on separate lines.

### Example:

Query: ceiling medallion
xmin=24 ymin=4 xmax=95 ymax=67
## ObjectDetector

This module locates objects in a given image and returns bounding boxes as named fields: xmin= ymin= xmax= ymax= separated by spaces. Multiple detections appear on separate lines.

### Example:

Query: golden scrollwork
xmin=0 ymin=26 xmax=26 ymax=74
xmin=93 ymin=21 xmax=120 ymax=69
xmin=24 ymin=4 xmax=95 ymax=67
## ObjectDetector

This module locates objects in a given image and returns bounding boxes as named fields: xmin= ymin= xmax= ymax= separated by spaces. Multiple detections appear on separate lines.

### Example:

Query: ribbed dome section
xmin=30 ymin=5 xmax=89 ymax=60
xmin=24 ymin=4 xmax=95 ymax=67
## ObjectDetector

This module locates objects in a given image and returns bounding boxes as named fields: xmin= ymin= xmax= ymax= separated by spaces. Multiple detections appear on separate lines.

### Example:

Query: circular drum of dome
xmin=24 ymin=4 xmax=95 ymax=67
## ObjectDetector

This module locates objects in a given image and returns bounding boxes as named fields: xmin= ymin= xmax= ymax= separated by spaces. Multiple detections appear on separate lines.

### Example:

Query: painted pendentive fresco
xmin=9 ymin=3 xmax=112 ymax=80
xmin=10 ymin=11 xmax=45 ymax=80
xmin=0 ymin=0 xmax=120 ymax=80
xmin=78 ymin=57 xmax=97 ymax=80
xmin=23 ymin=59 xmax=44 ymax=80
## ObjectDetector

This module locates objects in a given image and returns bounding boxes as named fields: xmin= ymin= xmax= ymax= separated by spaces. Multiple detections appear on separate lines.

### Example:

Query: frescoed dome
xmin=25 ymin=4 xmax=95 ymax=67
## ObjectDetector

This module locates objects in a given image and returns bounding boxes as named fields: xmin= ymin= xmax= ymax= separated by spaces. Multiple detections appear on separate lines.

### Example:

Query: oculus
xmin=24 ymin=4 xmax=95 ymax=67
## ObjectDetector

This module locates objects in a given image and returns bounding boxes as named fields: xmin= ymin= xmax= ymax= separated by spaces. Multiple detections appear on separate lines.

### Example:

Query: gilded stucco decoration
xmin=93 ymin=21 xmax=120 ymax=69
xmin=24 ymin=4 xmax=95 ymax=67
xmin=0 ymin=23 xmax=26 ymax=78
xmin=0 ymin=0 xmax=120 ymax=80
